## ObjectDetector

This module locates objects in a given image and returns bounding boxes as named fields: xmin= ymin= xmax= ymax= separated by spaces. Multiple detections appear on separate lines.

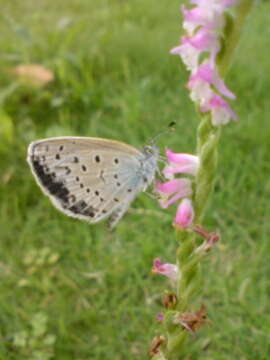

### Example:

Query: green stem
xmin=158 ymin=2 xmax=256 ymax=359
xmin=194 ymin=116 xmax=220 ymax=222
xmin=218 ymin=0 xmax=256 ymax=75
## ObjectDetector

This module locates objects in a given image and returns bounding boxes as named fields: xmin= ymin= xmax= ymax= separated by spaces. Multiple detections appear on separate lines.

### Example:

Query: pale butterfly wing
xmin=27 ymin=137 xmax=158 ymax=227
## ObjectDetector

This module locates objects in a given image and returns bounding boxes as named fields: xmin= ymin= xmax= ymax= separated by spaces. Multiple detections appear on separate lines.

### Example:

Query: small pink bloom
xmin=163 ymin=149 xmax=199 ymax=177
xmin=181 ymin=4 xmax=223 ymax=35
xmin=183 ymin=27 xmax=219 ymax=54
xmin=170 ymin=42 xmax=201 ymax=70
xmin=156 ymin=313 xmax=164 ymax=322
xmin=188 ymin=61 xmax=235 ymax=103
xmin=188 ymin=78 xmax=212 ymax=105
xmin=174 ymin=198 xmax=195 ymax=228
xmin=171 ymin=28 xmax=220 ymax=70
xmin=201 ymin=94 xmax=237 ymax=125
xmin=152 ymin=258 xmax=178 ymax=281
xmin=188 ymin=62 xmax=213 ymax=104
xmin=155 ymin=178 xmax=192 ymax=208
xmin=181 ymin=5 xmax=211 ymax=35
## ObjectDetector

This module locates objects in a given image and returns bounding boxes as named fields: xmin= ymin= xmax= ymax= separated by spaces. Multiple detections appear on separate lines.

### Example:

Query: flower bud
xmin=174 ymin=198 xmax=194 ymax=228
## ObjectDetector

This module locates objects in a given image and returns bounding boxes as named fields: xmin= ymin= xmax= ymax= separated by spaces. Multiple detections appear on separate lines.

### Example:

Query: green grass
xmin=0 ymin=0 xmax=270 ymax=359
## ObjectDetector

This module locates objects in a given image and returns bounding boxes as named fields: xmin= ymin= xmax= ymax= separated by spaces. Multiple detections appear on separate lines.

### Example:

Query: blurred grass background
xmin=0 ymin=0 xmax=270 ymax=359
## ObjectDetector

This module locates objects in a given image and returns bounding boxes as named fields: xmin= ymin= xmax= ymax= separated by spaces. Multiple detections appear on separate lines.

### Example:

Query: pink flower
xmin=201 ymin=94 xmax=237 ymax=125
xmin=155 ymin=178 xmax=192 ymax=208
xmin=152 ymin=258 xmax=178 ymax=281
xmin=163 ymin=149 xmax=199 ymax=177
xmin=187 ymin=61 xmax=235 ymax=104
xmin=170 ymin=42 xmax=201 ymax=70
xmin=171 ymin=27 xmax=220 ymax=70
xmin=181 ymin=5 xmax=211 ymax=35
xmin=182 ymin=27 xmax=220 ymax=53
xmin=156 ymin=313 xmax=164 ymax=322
xmin=188 ymin=73 xmax=213 ymax=105
xmin=174 ymin=198 xmax=194 ymax=228
xmin=181 ymin=4 xmax=223 ymax=35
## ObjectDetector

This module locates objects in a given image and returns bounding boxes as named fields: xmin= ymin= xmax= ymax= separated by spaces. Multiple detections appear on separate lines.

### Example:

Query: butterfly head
xmin=142 ymin=142 xmax=159 ymax=159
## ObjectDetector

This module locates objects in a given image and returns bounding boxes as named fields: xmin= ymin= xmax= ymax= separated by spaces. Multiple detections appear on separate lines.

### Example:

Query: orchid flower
xmin=152 ymin=258 xmax=178 ymax=281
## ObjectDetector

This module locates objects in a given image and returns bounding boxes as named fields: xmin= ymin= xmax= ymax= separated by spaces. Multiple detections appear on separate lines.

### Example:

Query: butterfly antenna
xmin=148 ymin=121 xmax=176 ymax=144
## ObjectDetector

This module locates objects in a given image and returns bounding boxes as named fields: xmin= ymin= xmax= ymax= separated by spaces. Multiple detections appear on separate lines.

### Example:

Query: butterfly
xmin=27 ymin=137 xmax=159 ymax=228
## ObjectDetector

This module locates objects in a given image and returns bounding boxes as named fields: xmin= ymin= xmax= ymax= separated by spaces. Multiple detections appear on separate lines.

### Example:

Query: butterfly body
xmin=27 ymin=137 xmax=158 ymax=227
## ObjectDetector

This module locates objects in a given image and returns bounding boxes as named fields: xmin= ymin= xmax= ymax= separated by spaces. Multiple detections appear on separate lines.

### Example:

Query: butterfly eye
xmin=144 ymin=145 xmax=153 ymax=154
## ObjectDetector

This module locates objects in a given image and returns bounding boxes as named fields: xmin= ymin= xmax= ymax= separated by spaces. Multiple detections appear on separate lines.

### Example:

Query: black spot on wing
xmin=69 ymin=200 xmax=88 ymax=214
xmin=68 ymin=201 xmax=97 ymax=218
xmin=83 ymin=207 xmax=96 ymax=218
xmin=32 ymin=159 xmax=69 ymax=203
